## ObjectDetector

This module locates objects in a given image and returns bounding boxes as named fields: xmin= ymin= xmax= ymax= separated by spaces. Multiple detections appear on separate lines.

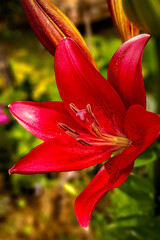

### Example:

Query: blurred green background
xmin=0 ymin=0 xmax=160 ymax=239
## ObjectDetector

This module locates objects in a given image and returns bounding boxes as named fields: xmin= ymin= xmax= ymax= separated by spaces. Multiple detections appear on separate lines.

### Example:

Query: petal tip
xmin=77 ymin=218 xmax=89 ymax=228
xmin=8 ymin=103 xmax=14 ymax=113
xmin=8 ymin=102 xmax=16 ymax=116
xmin=140 ymin=33 xmax=151 ymax=42
xmin=8 ymin=168 xmax=13 ymax=175
xmin=75 ymin=198 xmax=90 ymax=228
xmin=129 ymin=33 xmax=151 ymax=43
xmin=56 ymin=37 xmax=74 ymax=49
xmin=8 ymin=101 xmax=26 ymax=117
xmin=9 ymin=162 xmax=21 ymax=175
xmin=8 ymin=101 xmax=18 ymax=111
xmin=8 ymin=165 xmax=24 ymax=175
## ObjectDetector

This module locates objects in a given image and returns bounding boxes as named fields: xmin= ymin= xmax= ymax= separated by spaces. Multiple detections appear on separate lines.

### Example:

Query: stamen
xmin=91 ymin=141 xmax=128 ymax=147
xmin=70 ymin=103 xmax=79 ymax=113
xmin=65 ymin=131 xmax=92 ymax=146
xmin=91 ymin=123 xmax=102 ymax=138
xmin=91 ymin=123 xmax=115 ymax=140
xmin=91 ymin=123 xmax=128 ymax=143
xmin=76 ymin=138 xmax=92 ymax=146
xmin=58 ymin=123 xmax=78 ymax=135
xmin=86 ymin=104 xmax=99 ymax=126
xmin=59 ymin=103 xmax=130 ymax=148
xmin=66 ymin=131 xmax=79 ymax=139
xmin=91 ymin=122 xmax=114 ymax=139
xmin=91 ymin=123 xmax=129 ymax=146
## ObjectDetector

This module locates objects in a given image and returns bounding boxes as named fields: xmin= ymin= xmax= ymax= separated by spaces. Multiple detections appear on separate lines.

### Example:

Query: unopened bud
xmin=107 ymin=0 xmax=139 ymax=42
xmin=21 ymin=0 xmax=98 ymax=69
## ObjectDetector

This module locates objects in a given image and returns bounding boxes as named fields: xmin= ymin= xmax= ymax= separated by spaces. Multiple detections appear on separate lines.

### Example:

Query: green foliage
xmin=134 ymin=149 xmax=157 ymax=167
xmin=91 ymin=36 xmax=121 ymax=77
xmin=92 ymin=175 xmax=160 ymax=240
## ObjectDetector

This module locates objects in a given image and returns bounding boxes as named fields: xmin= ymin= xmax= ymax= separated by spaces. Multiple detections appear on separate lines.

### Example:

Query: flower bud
xmin=107 ymin=0 xmax=139 ymax=42
xmin=21 ymin=0 xmax=97 ymax=69
xmin=122 ymin=0 xmax=160 ymax=36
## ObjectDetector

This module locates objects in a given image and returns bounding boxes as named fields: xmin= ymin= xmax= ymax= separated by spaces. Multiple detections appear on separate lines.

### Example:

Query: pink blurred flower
xmin=0 ymin=105 xmax=9 ymax=125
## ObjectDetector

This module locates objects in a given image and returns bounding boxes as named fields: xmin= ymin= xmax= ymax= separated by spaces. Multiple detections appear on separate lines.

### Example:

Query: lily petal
xmin=55 ymin=38 xmax=126 ymax=135
xmin=108 ymin=34 xmax=150 ymax=109
xmin=20 ymin=0 xmax=97 ymax=69
xmin=9 ymin=101 xmax=86 ymax=141
xmin=107 ymin=0 xmax=139 ymax=42
xmin=9 ymin=135 xmax=114 ymax=174
xmin=119 ymin=104 xmax=160 ymax=169
xmin=75 ymin=156 xmax=133 ymax=227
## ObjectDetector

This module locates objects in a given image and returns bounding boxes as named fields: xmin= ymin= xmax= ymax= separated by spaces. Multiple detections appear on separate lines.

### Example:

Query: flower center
xmin=58 ymin=103 xmax=129 ymax=148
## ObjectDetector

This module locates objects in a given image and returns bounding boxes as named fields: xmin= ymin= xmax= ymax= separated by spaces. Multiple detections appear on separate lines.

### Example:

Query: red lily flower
xmin=9 ymin=34 xmax=160 ymax=227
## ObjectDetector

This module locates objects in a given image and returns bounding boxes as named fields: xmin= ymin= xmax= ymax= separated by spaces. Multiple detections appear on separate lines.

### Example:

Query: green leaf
xmin=119 ymin=175 xmax=154 ymax=203
xmin=134 ymin=151 xmax=157 ymax=167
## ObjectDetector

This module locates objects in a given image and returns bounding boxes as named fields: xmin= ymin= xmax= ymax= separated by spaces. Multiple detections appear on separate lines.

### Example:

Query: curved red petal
xmin=55 ymin=38 xmax=126 ymax=135
xmin=9 ymin=101 xmax=86 ymax=141
xmin=75 ymin=157 xmax=133 ymax=227
xmin=108 ymin=34 xmax=150 ymax=109
xmin=118 ymin=105 xmax=160 ymax=169
xmin=9 ymin=135 xmax=114 ymax=174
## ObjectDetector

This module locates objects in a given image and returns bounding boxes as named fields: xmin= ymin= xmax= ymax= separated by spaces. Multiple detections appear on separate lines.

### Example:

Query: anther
xmin=86 ymin=104 xmax=99 ymax=126
xmin=66 ymin=131 xmax=79 ymax=139
xmin=58 ymin=123 xmax=78 ymax=135
xmin=76 ymin=138 xmax=92 ymax=146
xmin=70 ymin=103 xmax=79 ymax=113
xmin=66 ymin=131 xmax=92 ymax=146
